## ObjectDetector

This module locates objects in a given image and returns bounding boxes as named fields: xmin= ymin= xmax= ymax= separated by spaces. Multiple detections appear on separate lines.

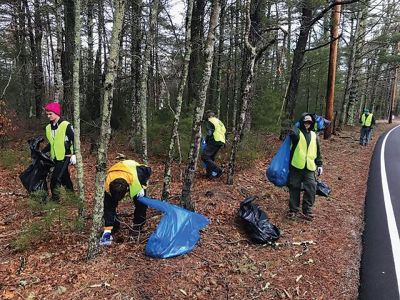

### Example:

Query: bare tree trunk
xmin=54 ymin=0 xmax=63 ymax=102
xmin=71 ymin=0 xmax=85 ymax=219
xmin=63 ymin=0 xmax=75 ymax=118
xmin=281 ymin=1 xmax=313 ymax=128
xmin=129 ymin=0 xmax=142 ymax=147
xmin=139 ymin=0 xmax=159 ymax=164
xmin=162 ymin=0 xmax=194 ymax=200
xmin=181 ymin=0 xmax=221 ymax=210
xmin=87 ymin=0 xmax=126 ymax=260
xmin=24 ymin=0 xmax=44 ymax=118
xmin=85 ymin=0 xmax=94 ymax=110
xmin=339 ymin=12 xmax=359 ymax=128
xmin=226 ymin=0 xmax=276 ymax=184
xmin=186 ymin=0 xmax=205 ymax=108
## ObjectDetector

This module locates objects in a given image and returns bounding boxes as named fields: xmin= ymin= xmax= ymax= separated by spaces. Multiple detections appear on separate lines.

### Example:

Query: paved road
xmin=359 ymin=125 xmax=400 ymax=300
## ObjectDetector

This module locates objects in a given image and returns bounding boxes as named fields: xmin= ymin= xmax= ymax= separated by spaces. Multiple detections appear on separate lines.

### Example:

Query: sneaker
xmin=99 ymin=232 xmax=113 ymax=246
xmin=286 ymin=211 xmax=298 ymax=220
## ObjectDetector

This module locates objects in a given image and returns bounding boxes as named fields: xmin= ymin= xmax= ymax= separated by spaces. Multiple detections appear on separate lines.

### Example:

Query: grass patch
xmin=0 ymin=149 xmax=30 ymax=169
xmin=11 ymin=189 xmax=84 ymax=252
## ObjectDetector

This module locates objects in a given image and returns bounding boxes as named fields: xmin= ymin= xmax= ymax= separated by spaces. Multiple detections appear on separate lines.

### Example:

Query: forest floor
xmin=0 ymin=120 xmax=396 ymax=300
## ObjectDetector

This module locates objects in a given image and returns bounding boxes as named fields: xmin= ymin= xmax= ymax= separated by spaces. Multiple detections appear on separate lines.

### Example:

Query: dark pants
xmin=50 ymin=158 xmax=73 ymax=202
xmin=360 ymin=127 xmax=372 ymax=146
xmin=202 ymin=143 xmax=223 ymax=177
xmin=103 ymin=191 xmax=147 ymax=231
xmin=288 ymin=166 xmax=316 ymax=215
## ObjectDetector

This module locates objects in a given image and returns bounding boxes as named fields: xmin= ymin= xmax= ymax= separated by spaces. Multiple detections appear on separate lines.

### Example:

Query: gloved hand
xmin=99 ymin=230 xmax=113 ymax=246
xmin=317 ymin=166 xmax=323 ymax=176
xmin=69 ymin=154 xmax=77 ymax=165
xmin=137 ymin=189 xmax=145 ymax=198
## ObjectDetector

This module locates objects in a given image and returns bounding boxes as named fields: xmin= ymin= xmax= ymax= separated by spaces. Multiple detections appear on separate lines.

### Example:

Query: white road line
xmin=380 ymin=124 xmax=400 ymax=298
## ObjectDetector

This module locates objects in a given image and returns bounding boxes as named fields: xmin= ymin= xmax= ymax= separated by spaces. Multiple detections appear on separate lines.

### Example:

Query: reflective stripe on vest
xmin=291 ymin=131 xmax=317 ymax=171
xmin=361 ymin=113 xmax=373 ymax=127
xmin=45 ymin=121 xmax=70 ymax=160
xmin=104 ymin=160 xmax=143 ymax=197
xmin=208 ymin=117 xmax=226 ymax=143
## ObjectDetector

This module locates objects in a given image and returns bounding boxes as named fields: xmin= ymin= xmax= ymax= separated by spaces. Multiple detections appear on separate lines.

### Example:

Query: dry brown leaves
xmin=0 ymin=121 xmax=395 ymax=299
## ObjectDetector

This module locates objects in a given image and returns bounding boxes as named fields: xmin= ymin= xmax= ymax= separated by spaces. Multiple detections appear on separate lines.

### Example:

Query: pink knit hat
xmin=44 ymin=102 xmax=61 ymax=116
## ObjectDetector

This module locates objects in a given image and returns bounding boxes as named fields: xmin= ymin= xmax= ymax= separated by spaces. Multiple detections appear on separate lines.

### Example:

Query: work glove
xmin=99 ymin=230 xmax=113 ymax=246
xmin=69 ymin=154 xmax=77 ymax=165
xmin=137 ymin=188 xmax=145 ymax=198
xmin=317 ymin=167 xmax=323 ymax=176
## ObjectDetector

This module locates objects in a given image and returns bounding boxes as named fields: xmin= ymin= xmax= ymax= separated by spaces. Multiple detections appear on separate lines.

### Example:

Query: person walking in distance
xmin=202 ymin=110 xmax=226 ymax=179
xmin=359 ymin=108 xmax=375 ymax=146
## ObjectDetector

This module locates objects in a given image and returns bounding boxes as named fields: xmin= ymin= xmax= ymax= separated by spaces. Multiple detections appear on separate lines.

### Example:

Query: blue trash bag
xmin=200 ymin=137 xmax=207 ymax=152
xmin=200 ymin=137 xmax=208 ymax=169
xmin=266 ymin=135 xmax=291 ymax=187
xmin=295 ymin=114 xmax=331 ymax=132
xmin=137 ymin=197 xmax=209 ymax=258
xmin=314 ymin=115 xmax=331 ymax=132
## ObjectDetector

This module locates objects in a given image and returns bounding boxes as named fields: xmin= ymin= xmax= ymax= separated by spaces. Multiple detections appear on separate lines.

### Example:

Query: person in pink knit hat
xmin=42 ymin=102 xmax=76 ymax=202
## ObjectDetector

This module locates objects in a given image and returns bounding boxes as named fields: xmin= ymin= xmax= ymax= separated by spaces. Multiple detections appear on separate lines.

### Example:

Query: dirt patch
xmin=0 ymin=122 xmax=395 ymax=299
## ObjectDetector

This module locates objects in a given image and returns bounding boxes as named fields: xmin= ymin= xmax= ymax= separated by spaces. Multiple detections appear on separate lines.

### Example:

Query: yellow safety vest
xmin=361 ymin=114 xmax=373 ymax=127
xmin=45 ymin=121 xmax=72 ymax=160
xmin=208 ymin=117 xmax=226 ymax=144
xmin=104 ymin=160 xmax=143 ymax=197
xmin=291 ymin=131 xmax=317 ymax=171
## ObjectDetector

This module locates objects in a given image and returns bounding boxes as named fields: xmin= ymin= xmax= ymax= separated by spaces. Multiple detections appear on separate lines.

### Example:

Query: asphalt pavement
xmin=359 ymin=125 xmax=400 ymax=300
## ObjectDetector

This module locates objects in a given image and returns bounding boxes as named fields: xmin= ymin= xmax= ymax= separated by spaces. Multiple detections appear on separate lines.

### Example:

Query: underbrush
xmin=11 ymin=189 xmax=84 ymax=252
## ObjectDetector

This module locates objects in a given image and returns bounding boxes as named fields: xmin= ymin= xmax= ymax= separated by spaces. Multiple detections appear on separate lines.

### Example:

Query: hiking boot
xmin=301 ymin=213 xmax=315 ymax=221
xmin=99 ymin=231 xmax=113 ymax=246
xmin=286 ymin=211 xmax=298 ymax=220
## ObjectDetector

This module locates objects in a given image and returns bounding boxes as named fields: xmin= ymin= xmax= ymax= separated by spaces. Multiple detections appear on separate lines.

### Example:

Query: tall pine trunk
xmin=162 ymin=0 xmax=194 ymax=200
xmin=181 ymin=0 xmax=221 ymax=210
xmin=87 ymin=0 xmax=126 ymax=260
xmin=139 ymin=0 xmax=159 ymax=164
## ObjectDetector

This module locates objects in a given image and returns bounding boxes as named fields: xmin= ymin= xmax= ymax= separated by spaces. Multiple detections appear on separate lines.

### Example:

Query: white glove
xmin=317 ymin=166 xmax=323 ymax=176
xmin=69 ymin=155 xmax=77 ymax=165
xmin=137 ymin=189 xmax=145 ymax=198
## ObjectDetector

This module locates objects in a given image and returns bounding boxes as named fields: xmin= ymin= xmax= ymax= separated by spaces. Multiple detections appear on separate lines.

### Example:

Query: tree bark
xmin=162 ymin=0 xmax=194 ymax=200
xmin=138 ymin=0 xmax=159 ymax=164
xmin=226 ymin=0 xmax=271 ymax=185
xmin=72 ymin=0 xmax=85 ymax=219
xmin=324 ymin=3 xmax=341 ymax=139
xmin=63 ymin=0 xmax=75 ymax=118
xmin=54 ymin=0 xmax=63 ymax=102
xmin=181 ymin=0 xmax=221 ymax=210
xmin=87 ymin=0 xmax=126 ymax=260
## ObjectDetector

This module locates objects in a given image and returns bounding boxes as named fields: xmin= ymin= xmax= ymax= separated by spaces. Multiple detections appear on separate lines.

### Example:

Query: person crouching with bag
xmin=100 ymin=158 xmax=152 ymax=246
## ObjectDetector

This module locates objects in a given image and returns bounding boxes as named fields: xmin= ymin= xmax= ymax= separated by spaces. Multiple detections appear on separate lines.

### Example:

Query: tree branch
xmin=304 ymin=34 xmax=342 ymax=53
xmin=309 ymin=0 xmax=360 ymax=28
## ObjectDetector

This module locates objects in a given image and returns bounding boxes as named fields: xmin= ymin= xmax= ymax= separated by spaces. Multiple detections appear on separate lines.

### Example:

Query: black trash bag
xmin=19 ymin=136 xmax=54 ymax=193
xmin=316 ymin=180 xmax=331 ymax=197
xmin=238 ymin=196 xmax=280 ymax=243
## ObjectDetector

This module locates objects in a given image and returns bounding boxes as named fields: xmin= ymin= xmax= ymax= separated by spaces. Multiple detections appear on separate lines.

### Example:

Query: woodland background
xmin=0 ymin=0 xmax=400 ymax=290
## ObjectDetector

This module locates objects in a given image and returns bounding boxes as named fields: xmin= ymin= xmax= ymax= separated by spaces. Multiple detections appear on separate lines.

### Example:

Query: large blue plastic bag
xmin=266 ymin=135 xmax=291 ymax=187
xmin=137 ymin=197 xmax=209 ymax=258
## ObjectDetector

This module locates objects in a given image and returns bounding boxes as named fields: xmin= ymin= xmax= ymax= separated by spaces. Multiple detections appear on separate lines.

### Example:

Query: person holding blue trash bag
xmin=202 ymin=110 xmax=226 ymax=179
xmin=287 ymin=113 xmax=323 ymax=221
xmin=100 ymin=158 xmax=152 ymax=246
